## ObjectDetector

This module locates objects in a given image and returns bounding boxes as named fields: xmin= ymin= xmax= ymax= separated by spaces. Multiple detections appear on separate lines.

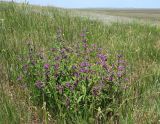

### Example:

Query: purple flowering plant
xmin=16 ymin=31 xmax=128 ymax=122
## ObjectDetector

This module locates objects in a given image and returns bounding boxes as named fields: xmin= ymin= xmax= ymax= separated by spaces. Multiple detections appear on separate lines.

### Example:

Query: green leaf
xmin=77 ymin=96 xmax=83 ymax=103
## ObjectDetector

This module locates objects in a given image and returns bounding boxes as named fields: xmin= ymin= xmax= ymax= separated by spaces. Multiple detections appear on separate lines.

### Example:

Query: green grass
xmin=0 ymin=2 xmax=160 ymax=123
xmin=0 ymin=89 xmax=20 ymax=124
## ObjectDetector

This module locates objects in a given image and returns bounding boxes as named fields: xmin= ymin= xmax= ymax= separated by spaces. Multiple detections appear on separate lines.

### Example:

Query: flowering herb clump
xmin=17 ymin=30 xmax=128 ymax=123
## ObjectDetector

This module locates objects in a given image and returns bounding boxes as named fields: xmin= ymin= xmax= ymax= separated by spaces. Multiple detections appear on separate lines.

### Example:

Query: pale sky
xmin=4 ymin=0 xmax=160 ymax=8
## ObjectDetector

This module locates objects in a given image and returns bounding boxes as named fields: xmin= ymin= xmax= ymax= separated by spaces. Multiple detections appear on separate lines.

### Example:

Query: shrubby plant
xmin=17 ymin=30 xmax=128 ymax=123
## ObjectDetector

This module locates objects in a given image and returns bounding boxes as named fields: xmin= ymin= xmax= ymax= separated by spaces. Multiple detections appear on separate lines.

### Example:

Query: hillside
xmin=0 ymin=2 xmax=160 ymax=124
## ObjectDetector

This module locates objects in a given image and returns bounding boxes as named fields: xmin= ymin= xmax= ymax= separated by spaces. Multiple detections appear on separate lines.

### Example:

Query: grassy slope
xmin=0 ymin=2 xmax=160 ymax=123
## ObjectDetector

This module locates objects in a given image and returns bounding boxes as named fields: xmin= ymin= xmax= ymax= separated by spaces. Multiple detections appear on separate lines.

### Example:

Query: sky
xmin=5 ymin=0 xmax=160 ymax=8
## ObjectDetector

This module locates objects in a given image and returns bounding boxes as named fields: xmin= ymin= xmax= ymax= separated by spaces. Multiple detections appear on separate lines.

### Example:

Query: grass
xmin=0 ymin=90 xmax=20 ymax=124
xmin=0 ymin=2 xmax=160 ymax=123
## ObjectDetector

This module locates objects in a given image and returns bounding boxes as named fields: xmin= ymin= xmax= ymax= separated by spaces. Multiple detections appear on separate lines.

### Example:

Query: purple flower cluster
xmin=80 ymin=62 xmax=90 ymax=67
xmin=54 ymin=63 xmax=59 ymax=70
xmin=117 ymin=54 xmax=126 ymax=78
xmin=79 ymin=62 xmax=91 ymax=74
xmin=44 ymin=63 xmax=49 ymax=70
xmin=65 ymin=82 xmax=72 ymax=89
xmin=98 ymin=54 xmax=107 ymax=62
xmin=44 ymin=63 xmax=50 ymax=82
xmin=65 ymin=80 xmax=79 ymax=91
xmin=97 ymin=54 xmax=109 ymax=72
xmin=80 ymin=68 xmax=89 ymax=73
xmin=35 ymin=80 xmax=44 ymax=89
xmin=108 ymin=73 xmax=114 ymax=82
xmin=72 ymin=65 xmax=77 ymax=70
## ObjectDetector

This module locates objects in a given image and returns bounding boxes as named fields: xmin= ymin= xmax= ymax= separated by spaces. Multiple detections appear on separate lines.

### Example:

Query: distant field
xmin=76 ymin=9 xmax=160 ymax=23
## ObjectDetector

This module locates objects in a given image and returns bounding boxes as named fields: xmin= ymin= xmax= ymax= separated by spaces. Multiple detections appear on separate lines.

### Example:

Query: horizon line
xmin=1 ymin=1 xmax=160 ymax=9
